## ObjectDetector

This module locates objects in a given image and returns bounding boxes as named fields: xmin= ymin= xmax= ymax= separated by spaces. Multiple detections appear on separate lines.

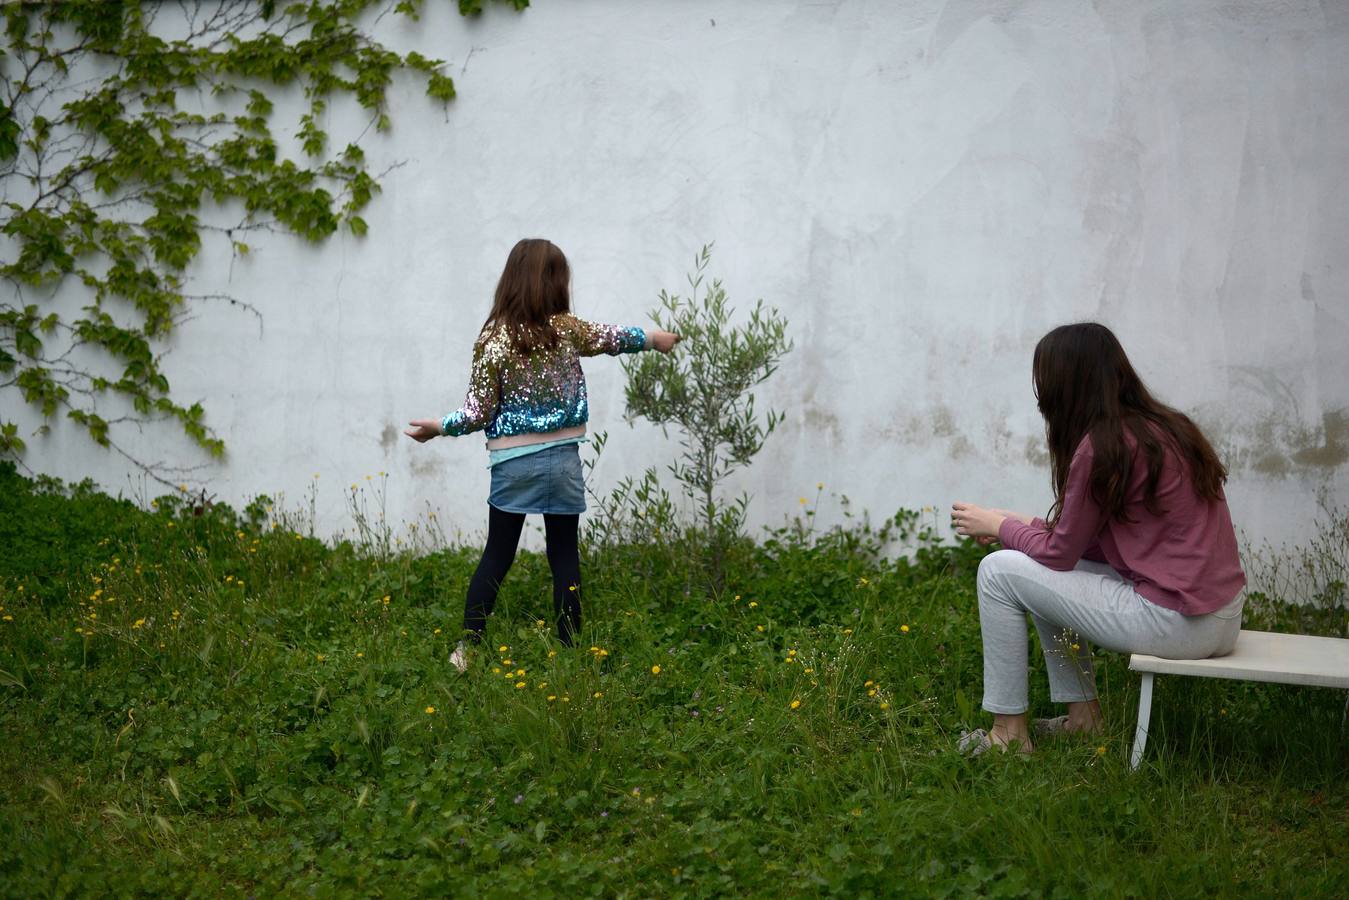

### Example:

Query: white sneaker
xmin=449 ymin=641 xmax=469 ymax=673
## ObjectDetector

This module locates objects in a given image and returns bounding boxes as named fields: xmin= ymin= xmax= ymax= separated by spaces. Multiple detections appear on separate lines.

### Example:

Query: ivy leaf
xmin=0 ymin=422 xmax=25 ymax=455
xmin=0 ymin=105 xmax=19 ymax=161
xmin=426 ymin=72 xmax=456 ymax=103
xmin=347 ymin=216 xmax=368 ymax=237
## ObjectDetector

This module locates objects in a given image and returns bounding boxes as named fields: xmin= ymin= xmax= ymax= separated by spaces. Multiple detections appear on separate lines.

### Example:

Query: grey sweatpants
xmin=976 ymin=549 xmax=1244 ymax=715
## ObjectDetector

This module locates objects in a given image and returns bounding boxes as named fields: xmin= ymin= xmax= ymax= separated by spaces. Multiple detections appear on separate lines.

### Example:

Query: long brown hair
xmin=482 ymin=238 xmax=571 ymax=353
xmin=1032 ymin=322 xmax=1226 ymax=526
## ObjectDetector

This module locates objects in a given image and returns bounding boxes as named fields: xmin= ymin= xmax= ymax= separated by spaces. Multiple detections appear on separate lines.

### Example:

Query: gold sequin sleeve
xmin=440 ymin=336 xmax=502 ymax=436
xmin=563 ymin=315 xmax=648 ymax=357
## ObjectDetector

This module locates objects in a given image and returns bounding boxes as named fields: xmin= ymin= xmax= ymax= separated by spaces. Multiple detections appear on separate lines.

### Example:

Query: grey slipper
xmin=1033 ymin=715 xmax=1070 ymax=737
xmin=957 ymin=728 xmax=992 ymax=757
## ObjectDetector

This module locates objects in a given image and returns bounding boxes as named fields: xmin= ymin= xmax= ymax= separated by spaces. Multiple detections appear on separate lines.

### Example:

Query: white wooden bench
xmin=1128 ymin=629 xmax=1349 ymax=769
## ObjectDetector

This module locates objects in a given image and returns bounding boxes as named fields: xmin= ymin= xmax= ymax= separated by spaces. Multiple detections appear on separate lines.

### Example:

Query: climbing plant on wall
xmin=0 ymin=0 xmax=527 ymax=481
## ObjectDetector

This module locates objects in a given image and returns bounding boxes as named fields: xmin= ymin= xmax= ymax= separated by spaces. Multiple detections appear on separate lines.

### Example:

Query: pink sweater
xmin=997 ymin=435 xmax=1246 ymax=615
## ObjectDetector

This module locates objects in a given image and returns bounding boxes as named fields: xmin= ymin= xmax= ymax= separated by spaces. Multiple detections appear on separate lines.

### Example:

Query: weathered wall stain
xmin=1198 ymin=408 xmax=1349 ymax=478
xmin=870 ymin=403 xmax=979 ymax=460
xmin=380 ymin=423 xmax=399 ymax=455
xmin=1024 ymin=435 xmax=1050 ymax=468
xmin=1290 ymin=410 xmax=1349 ymax=470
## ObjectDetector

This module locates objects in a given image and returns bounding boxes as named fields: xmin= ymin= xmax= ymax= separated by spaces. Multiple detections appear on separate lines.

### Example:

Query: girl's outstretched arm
xmin=404 ymin=419 xmax=441 ymax=442
xmin=567 ymin=315 xmax=679 ymax=356
xmin=647 ymin=330 xmax=681 ymax=352
xmin=405 ymin=337 xmax=502 ymax=442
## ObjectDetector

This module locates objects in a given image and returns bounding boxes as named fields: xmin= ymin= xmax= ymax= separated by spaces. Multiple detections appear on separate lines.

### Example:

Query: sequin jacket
xmin=440 ymin=314 xmax=647 ymax=441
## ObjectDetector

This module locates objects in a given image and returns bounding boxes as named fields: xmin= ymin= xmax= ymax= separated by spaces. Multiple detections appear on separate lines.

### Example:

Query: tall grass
xmin=0 ymin=463 xmax=1344 ymax=897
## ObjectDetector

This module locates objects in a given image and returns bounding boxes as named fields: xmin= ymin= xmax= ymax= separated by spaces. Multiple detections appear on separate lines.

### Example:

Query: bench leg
xmin=1130 ymin=672 xmax=1155 ymax=771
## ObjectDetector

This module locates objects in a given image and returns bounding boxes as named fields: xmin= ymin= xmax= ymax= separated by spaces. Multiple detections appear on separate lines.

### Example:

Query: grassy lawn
xmin=0 ymin=462 xmax=1345 ymax=897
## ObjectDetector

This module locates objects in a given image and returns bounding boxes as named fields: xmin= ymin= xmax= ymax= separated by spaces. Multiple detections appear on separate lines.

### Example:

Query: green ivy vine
xmin=0 ymin=0 xmax=528 ymax=480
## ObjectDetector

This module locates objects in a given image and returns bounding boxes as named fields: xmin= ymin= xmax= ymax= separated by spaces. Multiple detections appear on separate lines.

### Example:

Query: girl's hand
xmin=951 ymin=501 xmax=1006 ymax=541
xmin=404 ymin=420 xmax=441 ymax=443
xmin=648 ymin=330 xmax=681 ymax=353
xmin=988 ymin=508 xmax=1034 ymax=525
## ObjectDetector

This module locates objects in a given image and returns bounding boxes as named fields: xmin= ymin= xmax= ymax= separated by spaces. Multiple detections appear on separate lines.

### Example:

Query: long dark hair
xmin=1033 ymin=322 xmax=1226 ymax=526
xmin=482 ymin=238 xmax=570 ymax=353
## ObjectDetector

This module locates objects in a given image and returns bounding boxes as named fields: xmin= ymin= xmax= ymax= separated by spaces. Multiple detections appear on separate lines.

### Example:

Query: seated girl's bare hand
xmin=951 ymin=501 xmax=1006 ymax=540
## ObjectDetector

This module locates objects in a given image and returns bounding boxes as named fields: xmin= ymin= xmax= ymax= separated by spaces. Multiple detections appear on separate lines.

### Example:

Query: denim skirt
xmin=488 ymin=443 xmax=586 ymax=515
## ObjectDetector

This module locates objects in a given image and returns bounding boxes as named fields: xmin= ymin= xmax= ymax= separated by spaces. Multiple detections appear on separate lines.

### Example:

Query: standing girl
xmin=406 ymin=239 xmax=679 ymax=668
xmin=950 ymin=322 xmax=1245 ymax=753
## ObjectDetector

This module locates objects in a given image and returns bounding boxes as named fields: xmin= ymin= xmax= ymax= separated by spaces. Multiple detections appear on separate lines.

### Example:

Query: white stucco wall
xmin=11 ymin=0 xmax=1349 ymax=554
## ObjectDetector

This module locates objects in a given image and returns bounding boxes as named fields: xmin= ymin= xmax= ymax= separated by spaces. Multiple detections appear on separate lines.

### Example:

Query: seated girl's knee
xmin=977 ymin=549 xmax=1029 ymax=589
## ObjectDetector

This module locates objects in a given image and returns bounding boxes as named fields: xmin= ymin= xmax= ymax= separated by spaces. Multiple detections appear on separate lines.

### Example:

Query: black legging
xmin=463 ymin=505 xmax=582 ymax=646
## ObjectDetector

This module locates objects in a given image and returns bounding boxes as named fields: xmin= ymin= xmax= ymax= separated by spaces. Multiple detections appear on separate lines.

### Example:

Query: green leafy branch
xmin=0 ymin=0 xmax=527 ymax=482
xmin=623 ymin=245 xmax=793 ymax=582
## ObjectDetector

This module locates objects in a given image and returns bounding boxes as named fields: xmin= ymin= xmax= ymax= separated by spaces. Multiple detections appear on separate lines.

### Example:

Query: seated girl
xmin=950 ymin=322 xmax=1246 ymax=753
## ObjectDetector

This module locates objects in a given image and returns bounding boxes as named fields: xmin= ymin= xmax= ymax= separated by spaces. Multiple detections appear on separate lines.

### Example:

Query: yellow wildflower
xmin=901 ymin=624 xmax=910 ymax=633
xmin=790 ymin=699 xmax=802 ymax=710
xmin=593 ymin=692 xmax=603 ymax=699
xmin=748 ymin=601 xmax=758 ymax=608
xmin=425 ymin=706 xmax=436 ymax=714
xmin=756 ymin=625 xmax=765 ymax=632
xmin=515 ymin=681 xmax=526 ymax=689
xmin=651 ymin=665 xmax=661 ymax=675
